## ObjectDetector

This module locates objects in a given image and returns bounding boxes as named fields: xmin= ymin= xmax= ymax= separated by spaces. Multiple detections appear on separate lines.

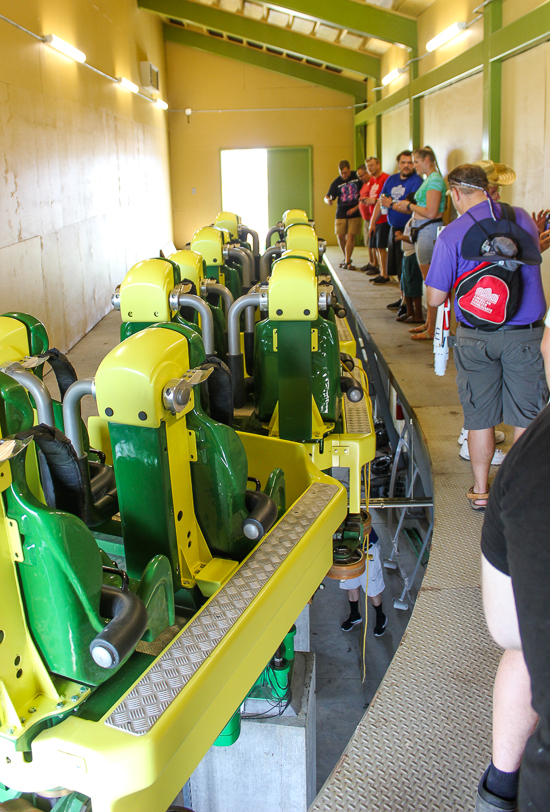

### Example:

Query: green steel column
xmin=374 ymin=85 xmax=382 ymax=159
xmin=482 ymin=0 xmax=503 ymax=160
xmin=355 ymin=124 xmax=366 ymax=167
xmin=409 ymin=55 xmax=421 ymax=150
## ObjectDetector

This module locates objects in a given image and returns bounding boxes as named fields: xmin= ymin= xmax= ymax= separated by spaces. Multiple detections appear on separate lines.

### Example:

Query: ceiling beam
xmin=266 ymin=0 xmax=417 ymax=48
xmin=142 ymin=0 xmax=380 ymax=77
xmin=164 ymin=24 xmax=368 ymax=101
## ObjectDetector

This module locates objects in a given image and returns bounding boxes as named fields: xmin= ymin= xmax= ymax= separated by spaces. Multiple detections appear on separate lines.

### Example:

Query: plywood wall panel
xmin=0 ymin=1 xmax=172 ymax=351
xmin=381 ymin=104 xmax=410 ymax=175
xmin=421 ymin=72 xmax=483 ymax=175
xmin=501 ymin=43 xmax=550 ymax=290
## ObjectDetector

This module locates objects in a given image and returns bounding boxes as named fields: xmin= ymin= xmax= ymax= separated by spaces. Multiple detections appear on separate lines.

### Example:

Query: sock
xmin=349 ymin=599 xmax=360 ymax=620
xmin=374 ymin=603 xmax=385 ymax=622
xmin=486 ymin=761 xmax=520 ymax=801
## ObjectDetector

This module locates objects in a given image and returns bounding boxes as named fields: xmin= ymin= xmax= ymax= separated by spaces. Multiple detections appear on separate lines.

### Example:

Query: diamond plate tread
xmin=315 ymin=263 xmax=501 ymax=812
xmin=336 ymin=317 xmax=354 ymax=345
xmin=105 ymin=482 xmax=338 ymax=736
xmin=311 ymin=588 xmax=501 ymax=812
xmin=341 ymin=367 xmax=372 ymax=435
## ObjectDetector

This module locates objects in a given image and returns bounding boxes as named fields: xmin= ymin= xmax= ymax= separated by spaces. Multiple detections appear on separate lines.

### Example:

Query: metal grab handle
xmin=62 ymin=378 xmax=95 ymax=456
xmin=0 ymin=364 xmax=55 ymax=427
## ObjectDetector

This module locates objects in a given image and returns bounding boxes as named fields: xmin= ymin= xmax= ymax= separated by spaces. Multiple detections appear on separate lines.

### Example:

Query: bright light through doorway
xmin=221 ymin=148 xmax=269 ymax=248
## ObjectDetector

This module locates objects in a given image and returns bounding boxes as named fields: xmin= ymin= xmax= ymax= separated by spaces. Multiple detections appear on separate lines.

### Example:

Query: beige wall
xmin=421 ymin=72 xmax=483 ymax=174
xmin=0 ymin=0 xmax=172 ymax=351
xmin=501 ymin=42 xmax=550 ymax=287
xmin=381 ymin=104 xmax=410 ymax=174
xmin=166 ymin=43 xmax=355 ymax=246
xmin=502 ymin=0 xmax=547 ymax=26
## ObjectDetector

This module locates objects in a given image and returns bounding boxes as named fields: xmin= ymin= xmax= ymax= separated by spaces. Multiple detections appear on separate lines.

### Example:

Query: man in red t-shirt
xmin=357 ymin=164 xmax=378 ymax=273
xmin=362 ymin=157 xmax=390 ymax=283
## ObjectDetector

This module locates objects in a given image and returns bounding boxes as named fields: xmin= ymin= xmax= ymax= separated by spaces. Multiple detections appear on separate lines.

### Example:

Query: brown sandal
xmin=466 ymin=486 xmax=490 ymax=512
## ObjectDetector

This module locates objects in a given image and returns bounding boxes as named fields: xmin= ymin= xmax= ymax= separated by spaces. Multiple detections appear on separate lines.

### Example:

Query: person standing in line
xmin=393 ymin=196 xmax=424 ymax=324
xmin=340 ymin=527 xmax=387 ymax=637
xmin=357 ymin=164 xmax=379 ymax=273
xmin=426 ymin=164 xmax=546 ymax=512
xmin=324 ymin=160 xmax=363 ymax=270
xmin=369 ymin=151 xmax=423 ymax=302
xmin=385 ymin=146 xmax=446 ymax=340
xmin=360 ymin=157 xmax=390 ymax=283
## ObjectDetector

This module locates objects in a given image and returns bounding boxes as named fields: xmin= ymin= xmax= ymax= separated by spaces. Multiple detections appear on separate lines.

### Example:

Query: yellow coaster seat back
xmin=253 ymin=257 xmax=341 ymax=439
xmin=94 ymin=323 xmax=281 ymax=597
xmin=0 ymin=376 xmax=148 ymax=687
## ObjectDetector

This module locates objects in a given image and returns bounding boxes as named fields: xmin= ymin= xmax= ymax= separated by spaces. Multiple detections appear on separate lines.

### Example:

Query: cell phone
xmin=545 ymin=213 xmax=550 ymax=232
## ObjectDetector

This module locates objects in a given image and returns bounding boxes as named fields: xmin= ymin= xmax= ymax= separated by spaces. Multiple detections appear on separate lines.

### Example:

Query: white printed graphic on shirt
xmin=390 ymin=184 xmax=406 ymax=200
xmin=471 ymin=287 xmax=500 ymax=313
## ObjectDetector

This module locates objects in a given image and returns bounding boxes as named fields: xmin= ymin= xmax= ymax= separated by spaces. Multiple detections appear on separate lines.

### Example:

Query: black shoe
xmin=476 ymin=766 xmax=518 ymax=811
xmin=396 ymin=305 xmax=407 ymax=317
xmin=365 ymin=267 xmax=380 ymax=276
xmin=341 ymin=614 xmax=363 ymax=632
xmin=386 ymin=299 xmax=402 ymax=310
xmin=372 ymin=276 xmax=390 ymax=284
xmin=361 ymin=263 xmax=378 ymax=272
xmin=373 ymin=614 xmax=387 ymax=637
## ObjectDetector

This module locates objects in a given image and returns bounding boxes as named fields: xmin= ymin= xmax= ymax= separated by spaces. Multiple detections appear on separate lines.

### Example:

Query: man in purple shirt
xmin=426 ymin=164 xmax=547 ymax=512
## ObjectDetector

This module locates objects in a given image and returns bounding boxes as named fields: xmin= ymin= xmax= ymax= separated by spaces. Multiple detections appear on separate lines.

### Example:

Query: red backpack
xmin=454 ymin=203 xmax=538 ymax=331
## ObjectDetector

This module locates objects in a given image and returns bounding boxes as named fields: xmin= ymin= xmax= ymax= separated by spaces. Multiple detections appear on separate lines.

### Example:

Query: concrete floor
xmin=43 ymin=300 xmax=425 ymax=799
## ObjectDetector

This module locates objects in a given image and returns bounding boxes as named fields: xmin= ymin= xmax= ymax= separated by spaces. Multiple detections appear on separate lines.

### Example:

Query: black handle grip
xmin=226 ymin=353 xmax=246 ymax=408
xmin=340 ymin=376 xmax=363 ymax=403
xmin=244 ymin=332 xmax=255 ymax=376
xmin=90 ymin=585 xmax=148 ymax=669
xmin=243 ymin=490 xmax=278 ymax=541
xmin=340 ymin=353 xmax=355 ymax=372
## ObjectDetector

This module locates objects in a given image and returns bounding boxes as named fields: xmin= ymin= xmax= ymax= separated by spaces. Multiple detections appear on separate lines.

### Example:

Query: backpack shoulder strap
xmin=499 ymin=202 xmax=516 ymax=223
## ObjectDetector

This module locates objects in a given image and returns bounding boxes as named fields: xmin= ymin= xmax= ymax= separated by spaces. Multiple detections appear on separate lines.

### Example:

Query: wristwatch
xmin=389 ymin=201 xmax=393 ymax=209
xmin=407 ymin=202 xmax=412 ymax=212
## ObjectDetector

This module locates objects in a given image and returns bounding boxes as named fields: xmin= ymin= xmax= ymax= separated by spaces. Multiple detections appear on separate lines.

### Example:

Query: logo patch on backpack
xmin=458 ymin=275 xmax=509 ymax=324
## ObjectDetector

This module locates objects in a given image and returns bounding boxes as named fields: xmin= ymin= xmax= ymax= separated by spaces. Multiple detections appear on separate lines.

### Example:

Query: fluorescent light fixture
xmin=117 ymin=77 xmax=139 ymax=93
xmin=155 ymin=99 xmax=168 ymax=110
xmin=381 ymin=67 xmax=402 ymax=86
xmin=426 ymin=22 xmax=466 ymax=52
xmin=44 ymin=34 xmax=85 ymax=63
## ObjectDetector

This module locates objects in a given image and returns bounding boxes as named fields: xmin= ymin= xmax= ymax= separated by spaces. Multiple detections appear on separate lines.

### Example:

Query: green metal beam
xmin=257 ymin=0 xmax=417 ymax=48
xmin=143 ymin=0 xmax=380 ymax=77
xmin=482 ymin=0 xmax=502 ymax=160
xmin=489 ymin=0 xmax=550 ymax=61
xmin=164 ymin=24 xmax=367 ymax=100
xmin=408 ymin=52 xmax=420 ymax=150
xmin=354 ymin=42 xmax=484 ymax=127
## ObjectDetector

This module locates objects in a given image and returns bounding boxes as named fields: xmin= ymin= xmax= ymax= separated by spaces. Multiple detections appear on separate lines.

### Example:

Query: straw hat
xmin=472 ymin=159 xmax=516 ymax=186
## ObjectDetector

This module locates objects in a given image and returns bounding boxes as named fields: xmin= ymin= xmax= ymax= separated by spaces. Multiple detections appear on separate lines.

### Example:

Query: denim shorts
xmin=453 ymin=323 xmax=548 ymax=429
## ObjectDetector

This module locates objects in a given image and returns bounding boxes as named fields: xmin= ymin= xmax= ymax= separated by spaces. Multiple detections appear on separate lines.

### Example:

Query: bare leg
xmin=468 ymin=427 xmax=494 ymax=505
xmin=345 ymin=232 xmax=355 ymax=265
xmin=377 ymin=248 xmax=388 ymax=278
xmin=409 ymin=262 xmax=431 ymax=333
xmin=369 ymin=247 xmax=378 ymax=268
xmin=338 ymin=234 xmax=346 ymax=260
xmin=513 ymin=426 xmax=526 ymax=443
xmin=493 ymin=649 xmax=539 ymax=772
xmin=348 ymin=587 xmax=360 ymax=602
xmin=368 ymin=593 xmax=382 ymax=607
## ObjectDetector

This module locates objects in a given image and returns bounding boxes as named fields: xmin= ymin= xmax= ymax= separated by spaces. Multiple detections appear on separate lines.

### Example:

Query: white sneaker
xmin=458 ymin=428 xmax=506 ymax=445
xmin=459 ymin=439 xmax=506 ymax=465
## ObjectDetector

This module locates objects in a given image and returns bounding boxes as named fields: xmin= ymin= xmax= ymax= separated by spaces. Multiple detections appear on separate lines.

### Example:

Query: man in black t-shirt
xmin=478 ymin=405 xmax=550 ymax=811
xmin=324 ymin=160 xmax=362 ymax=270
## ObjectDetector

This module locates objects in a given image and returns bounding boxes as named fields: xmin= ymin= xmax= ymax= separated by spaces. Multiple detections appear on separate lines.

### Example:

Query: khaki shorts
xmin=335 ymin=217 xmax=362 ymax=237
xmin=453 ymin=323 xmax=548 ymax=429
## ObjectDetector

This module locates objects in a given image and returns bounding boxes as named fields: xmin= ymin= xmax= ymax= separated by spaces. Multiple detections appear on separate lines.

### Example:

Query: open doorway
xmin=220 ymin=148 xmax=269 ymax=244
xmin=220 ymin=147 xmax=312 ymax=245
